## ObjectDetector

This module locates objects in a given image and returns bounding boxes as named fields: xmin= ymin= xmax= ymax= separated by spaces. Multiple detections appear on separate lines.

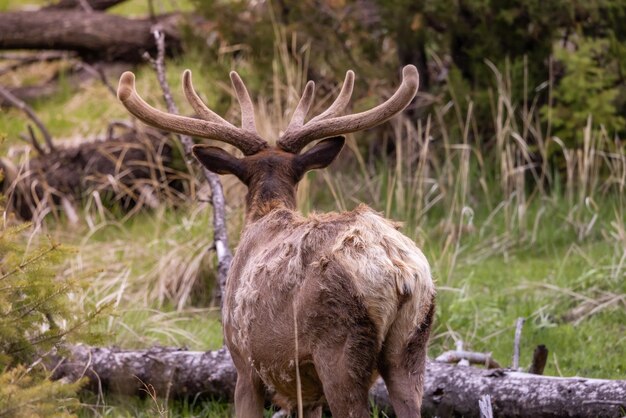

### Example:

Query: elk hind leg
xmin=380 ymin=300 xmax=435 ymax=418
xmin=234 ymin=368 xmax=265 ymax=418
xmin=313 ymin=346 xmax=374 ymax=418
xmin=303 ymin=405 xmax=322 ymax=418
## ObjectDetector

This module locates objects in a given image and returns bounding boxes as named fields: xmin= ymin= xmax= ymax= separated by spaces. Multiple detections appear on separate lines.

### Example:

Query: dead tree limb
xmin=1 ymin=128 xmax=188 ymax=221
xmin=145 ymin=29 xmax=232 ymax=303
xmin=0 ymin=62 xmax=126 ymax=107
xmin=512 ymin=317 xmax=525 ymax=370
xmin=0 ymin=51 xmax=74 ymax=76
xmin=51 ymin=345 xmax=237 ymax=401
xmin=22 ymin=125 xmax=47 ymax=155
xmin=0 ymin=84 xmax=55 ymax=152
xmin=43 ymin=0 xmax=128 ymax=11
xmin=0 ymin=11 xmax=182 ymax=62
xmin=51 ymin=345 xmax=626 ymax=418
xmin=528 ymin=344 xmax=548 ymax=375
xmin=434 ymin=350 xmax=501 ymax=369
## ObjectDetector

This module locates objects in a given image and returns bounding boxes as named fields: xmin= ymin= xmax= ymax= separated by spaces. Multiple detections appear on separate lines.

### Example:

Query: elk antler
xmin=277 ymin=65 xmax=419 ymax=154
xmin=117 ymin=70 xmax=268 ymax=156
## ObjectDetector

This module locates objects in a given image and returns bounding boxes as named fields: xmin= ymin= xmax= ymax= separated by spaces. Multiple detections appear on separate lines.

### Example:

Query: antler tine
xmin=307 ymin=70 xmax=354 ymax=124
xmin=117 ymin=71 xmax=268 ymax=156
xmin=182 ymin=70 xmax=231 ymax=125
xmin=284 ymin=80 xmax=316 ymax=134
xmin=229 ymin=71 xmax=257 ymax=133
xmin=277 ymin=65 xmax=419 ymax=154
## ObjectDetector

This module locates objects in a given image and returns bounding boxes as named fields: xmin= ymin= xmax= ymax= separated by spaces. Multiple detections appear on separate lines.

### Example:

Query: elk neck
xmin=243 ymin=157 xmax=299 ymax=224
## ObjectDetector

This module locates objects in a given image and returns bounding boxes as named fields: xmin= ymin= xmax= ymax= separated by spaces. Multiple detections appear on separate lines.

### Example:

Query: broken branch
xmin=145 ymin=29 xmax=233 ymax=304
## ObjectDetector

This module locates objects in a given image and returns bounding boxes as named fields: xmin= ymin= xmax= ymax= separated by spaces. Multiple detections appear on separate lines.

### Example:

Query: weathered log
xmin=52 ymin=346 xmax=237 ymax=401
xmin=51 ymin=345 xmax=626 ymax=417
xmin=0 ymin=10 xmax=182 ymax=62
xmin=420 ymin=362 xmax=626 ymax=417
xmin=43 ymin=0 xmax=128 ymax=11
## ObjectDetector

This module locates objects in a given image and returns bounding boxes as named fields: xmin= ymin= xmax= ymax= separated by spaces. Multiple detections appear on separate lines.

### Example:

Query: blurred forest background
xmin=0 ymin=0 xmax=625 ymax=416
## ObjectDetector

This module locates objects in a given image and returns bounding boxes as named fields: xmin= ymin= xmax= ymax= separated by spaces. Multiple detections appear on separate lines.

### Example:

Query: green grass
xmin=435 ymin=236 xmax=626 ymax=378
xmin=108 ymin=0 xmax=195 ymax=16
xmin=0 ymin=0 xmax=45 ymax=11
xmin=100 ymin=308 xmax=223 ymax=350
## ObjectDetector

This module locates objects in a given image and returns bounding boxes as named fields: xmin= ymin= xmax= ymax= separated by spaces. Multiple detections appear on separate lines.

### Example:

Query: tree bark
xmin=51 ymin=345 xmax=626 ymax=417
xmin=43 ymin=0 xmax=128 ymax=10
xmin=52 ymin=346 xmax=237 ymax=401
xmin=0 ymin=10 xmax=182 ymax=62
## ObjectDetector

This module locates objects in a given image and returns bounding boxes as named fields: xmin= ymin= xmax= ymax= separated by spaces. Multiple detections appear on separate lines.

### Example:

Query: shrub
xmin=0 ymin=184 xmax=103 ymax=417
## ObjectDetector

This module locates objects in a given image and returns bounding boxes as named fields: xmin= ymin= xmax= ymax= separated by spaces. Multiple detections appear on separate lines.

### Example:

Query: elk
xmin=117 ymin=65 xmax=435 ymax=418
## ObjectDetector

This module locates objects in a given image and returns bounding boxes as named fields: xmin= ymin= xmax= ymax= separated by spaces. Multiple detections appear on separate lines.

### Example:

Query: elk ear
xmin=293 ymin=136 xmax=345 ymax=179
xmin=192 ymin=145 xmax=248 ymax=182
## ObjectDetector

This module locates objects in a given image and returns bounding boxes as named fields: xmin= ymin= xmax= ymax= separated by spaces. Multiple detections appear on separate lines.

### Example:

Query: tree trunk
xmin=0 ymin=10 xmax=182 ymax=62
xmin=51 ymin=345 xmax=626 ymax=417
xmin=52 ymin=346 xmax=237 ymax=402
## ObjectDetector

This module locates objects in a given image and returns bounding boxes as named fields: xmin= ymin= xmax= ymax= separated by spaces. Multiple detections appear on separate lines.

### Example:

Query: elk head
xmin=117 ymin=66 xmax=419 ymax=220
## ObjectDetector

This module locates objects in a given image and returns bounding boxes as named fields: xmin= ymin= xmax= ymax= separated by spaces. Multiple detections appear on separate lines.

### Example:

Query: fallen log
xmin=51 ymin=345 xmax=626 ymax=417
xmin=43 ymin=0 xmax=128 ymax=11
xmin=52 ymin=346 xmax=237 ymax=401
xmin=0 ymin=10 xmax=182 ymax=62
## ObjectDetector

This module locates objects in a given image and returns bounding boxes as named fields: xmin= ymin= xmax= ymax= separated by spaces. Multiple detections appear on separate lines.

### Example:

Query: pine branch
xmin=0 ymin=243 xmax=61 ymax=282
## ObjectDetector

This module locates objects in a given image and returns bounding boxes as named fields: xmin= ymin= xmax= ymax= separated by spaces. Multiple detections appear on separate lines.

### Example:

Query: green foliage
xmin=542 ymin=38 xmax=626 ymax=148
xmin=184 ymin=0 xmax=626 ymax=162
xmin=0 ymin=225 xmax=97 ymax=367
xmin=372 ymin=0 xmax=626 ymax=152
xmin=0 ymin=366 xmax=81 ymax=418
xmin=0 ymin=202 xmax=104 ymax=416
xmin=190 ymin=0 xmax=398 ymax=89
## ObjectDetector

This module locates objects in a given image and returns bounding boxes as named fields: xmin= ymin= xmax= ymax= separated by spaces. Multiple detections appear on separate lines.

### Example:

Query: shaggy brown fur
xmin=191 ymin=125 xmax=435 ymax=418
xmin=117 ymin=65 xmax=434 ymax=417
xmin=220 ymin=200 xmax=435 ymax=417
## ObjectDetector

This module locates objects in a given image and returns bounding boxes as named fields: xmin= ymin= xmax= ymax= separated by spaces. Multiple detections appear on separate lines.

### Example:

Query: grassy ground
xmin=1 ymin=3 xmax=625 ymax=416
